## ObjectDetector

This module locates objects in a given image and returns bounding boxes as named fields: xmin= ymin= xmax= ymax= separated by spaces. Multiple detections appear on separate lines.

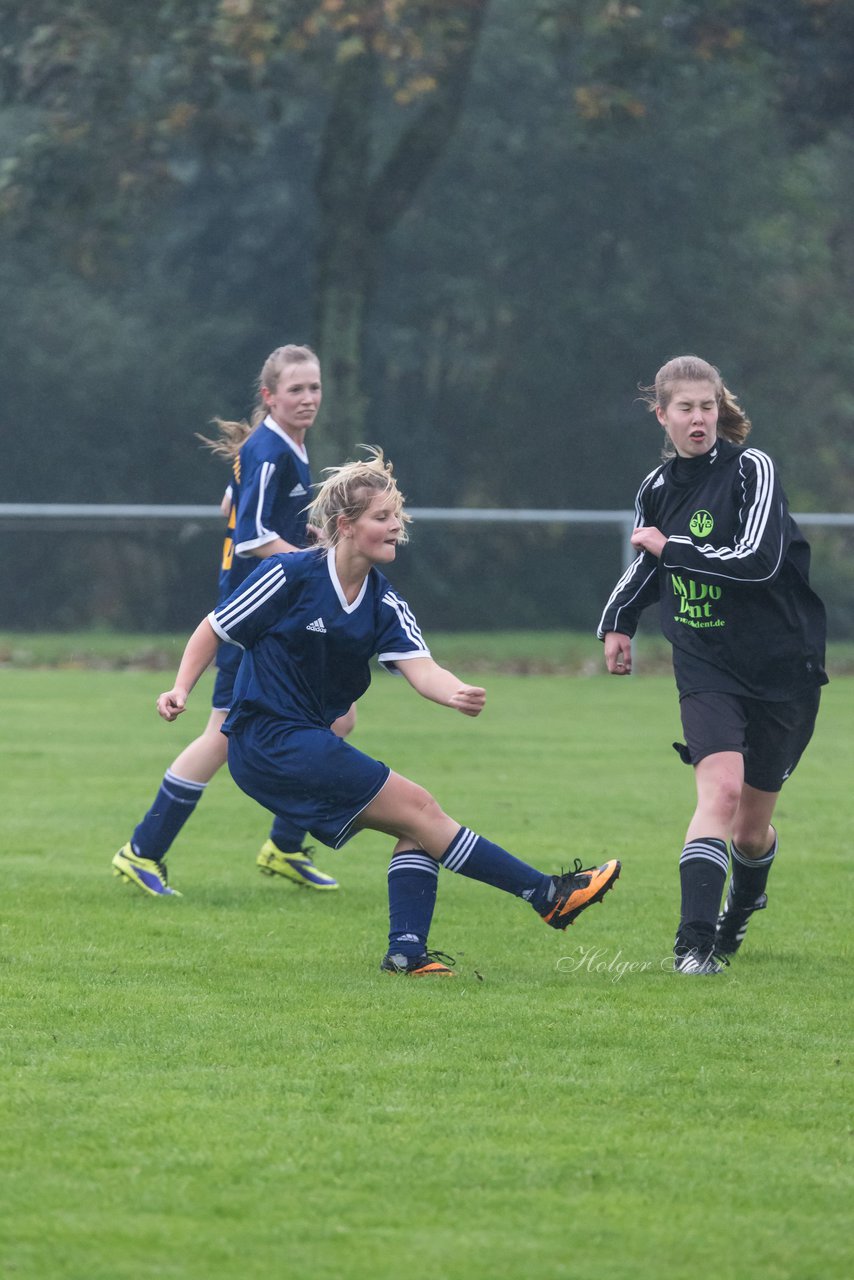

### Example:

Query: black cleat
xmin=380 ymin=949 xmax=456 ymax=977
xmin=674 ymin=923 xmax=729 ymax=975
xmin=715 ymin=890 xmax=767 ymax=956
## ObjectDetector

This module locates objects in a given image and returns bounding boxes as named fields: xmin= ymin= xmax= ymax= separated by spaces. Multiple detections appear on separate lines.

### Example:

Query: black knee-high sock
xmin=729 ymin=835 xmax=777 ymax=902
xmin=678 ymin=837 xmax=729 ymax=945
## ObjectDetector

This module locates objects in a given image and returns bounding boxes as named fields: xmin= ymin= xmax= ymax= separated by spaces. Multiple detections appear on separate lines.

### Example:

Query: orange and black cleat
xmin=380 ymin=949 xmax=456 ymax=977
xmin=538 ymin=859 xmax=621 ymax=929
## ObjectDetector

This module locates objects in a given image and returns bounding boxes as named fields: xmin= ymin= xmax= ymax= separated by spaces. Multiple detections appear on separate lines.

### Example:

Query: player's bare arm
xmin=398 ymin=656 xmax=486 ymax=717
xmin=157 ymin=619 xmax=220 ymax=721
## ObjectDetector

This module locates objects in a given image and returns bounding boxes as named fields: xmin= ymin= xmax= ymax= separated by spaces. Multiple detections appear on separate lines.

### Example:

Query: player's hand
xmin=630 ymin=525 xmax=667 ymax=557
xmin=449 ymin=685 xmax=486 ymax=717
xmin=604 ymin=632 xmax=633 ymax=675
xmin=157 ymin=689 xmax=187 ymax=721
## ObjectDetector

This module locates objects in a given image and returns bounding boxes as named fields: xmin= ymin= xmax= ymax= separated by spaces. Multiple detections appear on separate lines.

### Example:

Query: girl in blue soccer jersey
xmin=156 ymin=449 xmax=622 ymax=976
xmin=598 ymin=355 xmax=827 ymax=975
xmin=113 ymin=344 xmax=352 ymax=897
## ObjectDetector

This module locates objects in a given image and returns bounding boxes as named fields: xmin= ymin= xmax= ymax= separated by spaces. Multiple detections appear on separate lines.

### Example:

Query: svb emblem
xmin=689 ymin=509 xmax=714 ymax=538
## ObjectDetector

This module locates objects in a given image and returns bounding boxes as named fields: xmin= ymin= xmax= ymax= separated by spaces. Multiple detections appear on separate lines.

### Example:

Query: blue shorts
xmin=225 ymin=716 xmax=390 ymax=850
xmin=212 ymin=643 xmax=242 ymax=711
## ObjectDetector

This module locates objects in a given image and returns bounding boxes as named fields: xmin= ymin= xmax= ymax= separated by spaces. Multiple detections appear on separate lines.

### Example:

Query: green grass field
xmin=2 ymin=638 xmax=851 ymax=1280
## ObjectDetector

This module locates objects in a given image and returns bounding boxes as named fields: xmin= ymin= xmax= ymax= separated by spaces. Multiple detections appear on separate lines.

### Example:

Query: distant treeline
xmin=1 ymin=1 xmax=852 ymax=629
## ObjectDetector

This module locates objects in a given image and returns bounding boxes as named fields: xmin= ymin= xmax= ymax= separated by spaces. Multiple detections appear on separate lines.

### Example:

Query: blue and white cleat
xmin=112 ymin=843 xmax=182 ymax=897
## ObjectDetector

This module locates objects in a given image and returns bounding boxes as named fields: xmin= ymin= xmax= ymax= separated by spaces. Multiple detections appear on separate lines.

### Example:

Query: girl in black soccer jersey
xmin=157 ymin=450 xmax=621 ymax=976
xmin=597 ymin=355 xmax=827 ymax=974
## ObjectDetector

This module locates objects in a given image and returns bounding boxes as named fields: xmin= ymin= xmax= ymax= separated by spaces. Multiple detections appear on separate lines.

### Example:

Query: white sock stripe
xmin=680 ymin=840 xmax=729 ymax=873
xmin=681 ymin=839 xmax=727 ymax=855
xmin=164 ymin=770 xmax=207 ymax=794
xmin=441 ymin=826 xmax=478 ymax=873
xmin=388 ymin=854 xmax=439 ymax=877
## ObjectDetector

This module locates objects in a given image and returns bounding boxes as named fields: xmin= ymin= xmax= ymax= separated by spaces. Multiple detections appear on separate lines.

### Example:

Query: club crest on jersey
xmin=689 ymin=509 xmax=714 ymax=538
xmin=306 ymin=617 xmax=327 ymax=633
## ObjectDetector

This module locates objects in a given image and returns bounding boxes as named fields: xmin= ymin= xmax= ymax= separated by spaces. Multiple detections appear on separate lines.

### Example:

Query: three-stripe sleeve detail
xmin=382 ymin=591 xmax=427 ymax=649
xmin=214 ymin=561 xmax=286 ymax=634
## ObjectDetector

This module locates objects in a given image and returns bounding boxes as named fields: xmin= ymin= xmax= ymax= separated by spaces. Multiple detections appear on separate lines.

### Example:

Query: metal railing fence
xmin=2 ymin=504 xmax=853 ymax=572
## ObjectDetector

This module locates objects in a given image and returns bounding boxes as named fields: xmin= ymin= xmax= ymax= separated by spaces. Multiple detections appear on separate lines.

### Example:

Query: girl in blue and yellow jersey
xmin=113 ymin=345 xmax=348 ymax=896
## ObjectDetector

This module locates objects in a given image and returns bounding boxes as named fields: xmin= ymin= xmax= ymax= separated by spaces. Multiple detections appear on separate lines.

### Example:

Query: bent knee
xmin=409 ymin=786 xmax=446 ymax=823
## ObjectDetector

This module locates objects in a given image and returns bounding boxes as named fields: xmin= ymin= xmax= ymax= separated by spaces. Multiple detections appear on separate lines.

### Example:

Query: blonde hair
xmin=307 ymin=446 xmax=411 ymax=548
xmin=199 ymin=344 xmax=319 ymax=460
xmin=640 ymin=354 xmax=752 ymax=458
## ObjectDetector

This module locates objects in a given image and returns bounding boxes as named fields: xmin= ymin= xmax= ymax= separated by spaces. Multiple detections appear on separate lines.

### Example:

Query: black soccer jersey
xmin=597 ymin=439 xmax=828 ymax=700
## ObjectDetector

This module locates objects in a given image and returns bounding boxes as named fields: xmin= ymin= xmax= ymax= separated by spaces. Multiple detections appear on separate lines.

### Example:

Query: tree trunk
xmin=312 ymin=1 xmax=490 ymax=467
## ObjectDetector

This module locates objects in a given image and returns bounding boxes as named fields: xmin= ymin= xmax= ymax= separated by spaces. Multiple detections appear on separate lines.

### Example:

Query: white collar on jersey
xmin=326 ymin=546 xmax=369 ymax=614
xmin=262 ymin=414 xmax=309 ymax=463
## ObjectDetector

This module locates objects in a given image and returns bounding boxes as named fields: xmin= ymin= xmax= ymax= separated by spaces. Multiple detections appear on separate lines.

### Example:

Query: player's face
xmin=346 ymin=491 xmax=403 ymax=564
xmin=656 ymin=380 xmax=719 ymax=458
xmin=262 ymin=361 xmax=322 ymax=439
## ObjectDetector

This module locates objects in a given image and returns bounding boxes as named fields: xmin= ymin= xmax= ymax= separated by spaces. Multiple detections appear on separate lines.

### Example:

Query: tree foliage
xmin=1 ymin=0 xmax=853 ymax=632
xmin=1 ymin=0 xmax=490 ymax=456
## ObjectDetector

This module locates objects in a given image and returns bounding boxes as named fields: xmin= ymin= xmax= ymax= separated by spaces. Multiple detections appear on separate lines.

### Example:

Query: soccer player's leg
xmin=720 ymin=783 xmax=778 ymax=957
xmin=718 ymin=689 xmax=821 ymax=958
xmin=112 ymin=709 xmax=230 ymax=897
xmin=356 ymin=772 xmax=620 ymax=937
xmin=113 ymin=653 xmax=240 ymax=897
xmin=253 ymin=706 xmax=355 ymax=890
xmin=672 ymin=695 xmax=748 ymax=973
xmin=380 ymin=847 xmax=453 ymax=976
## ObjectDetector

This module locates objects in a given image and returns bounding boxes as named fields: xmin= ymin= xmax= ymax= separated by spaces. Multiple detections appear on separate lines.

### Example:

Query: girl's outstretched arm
xmin=396 ymin=656 xmax=486 ymax=718
xmin=156 ymin=619 xmax=220 ymax=721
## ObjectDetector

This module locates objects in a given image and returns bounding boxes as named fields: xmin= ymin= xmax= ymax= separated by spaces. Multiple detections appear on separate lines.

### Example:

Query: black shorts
xmin=676 ymin=688 xmax=821 ymax=793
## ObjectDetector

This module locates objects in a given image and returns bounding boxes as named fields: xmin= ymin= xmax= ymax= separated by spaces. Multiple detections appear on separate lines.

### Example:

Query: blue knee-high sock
xmin=131 ymin=770 xmax=207 ymax=861
xmin=678 ymin=837 xmax=729 ymax=940
xmin=440 ymin=827 xmax=552 ymax=910
xmin=387 ymin=850 xmax=439 ymax=958
xmin=269 ymin=814 xmax=308 ymax=853
xmin=730 ymin=836 xmax=777 ymax=902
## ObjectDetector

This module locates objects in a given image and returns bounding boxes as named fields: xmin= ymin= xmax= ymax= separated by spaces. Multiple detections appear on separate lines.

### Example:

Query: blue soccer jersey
xmin=210 ymin=547 xmax=431 ymax=732
xmin=218 ymin=416 xmax=313 ymax=601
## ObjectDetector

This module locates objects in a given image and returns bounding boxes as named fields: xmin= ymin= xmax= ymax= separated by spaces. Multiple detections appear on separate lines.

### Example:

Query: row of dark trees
xmin=2 ymin=1 xmax=853 ymax=632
